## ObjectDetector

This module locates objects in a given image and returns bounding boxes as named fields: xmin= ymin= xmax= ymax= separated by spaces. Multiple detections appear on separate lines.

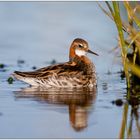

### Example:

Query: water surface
xmin=0 ymin=2 xmax=139 ymax=138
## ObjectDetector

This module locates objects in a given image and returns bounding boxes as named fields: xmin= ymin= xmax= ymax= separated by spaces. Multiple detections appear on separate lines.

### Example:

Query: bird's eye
xmin=78 ymin=44 xmax=83 ymax=48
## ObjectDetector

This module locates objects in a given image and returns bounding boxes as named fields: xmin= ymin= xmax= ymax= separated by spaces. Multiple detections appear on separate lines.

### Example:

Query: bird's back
xmin=13 ymin=57 xmax=96 ymax=88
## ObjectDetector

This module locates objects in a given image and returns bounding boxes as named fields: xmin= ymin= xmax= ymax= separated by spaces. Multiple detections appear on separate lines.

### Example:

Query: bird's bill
xmin=88 ymin=49 xmax=99 ymax=56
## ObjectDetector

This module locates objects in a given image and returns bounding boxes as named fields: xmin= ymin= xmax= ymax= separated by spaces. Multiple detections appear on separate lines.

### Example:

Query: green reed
xmin=119 ymin=97 xmax=140 ymax=139
xmin=99 ymin=1 xmax=140 ymax=89
xmin=99 ymin=2 xmax=140 ymax=138
xmin=119 ymin=102 xmax=129 ymax=138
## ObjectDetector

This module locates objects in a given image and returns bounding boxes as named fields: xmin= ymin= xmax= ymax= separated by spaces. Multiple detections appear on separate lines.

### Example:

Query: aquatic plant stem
xmin=112 ymin=2 xmax=130 ymax=88
xmin=124 ymin=1 xmax=140 ymax=28
xmin=119 ymin=103 xmax=129 ymax=138
xmin=100 ymin=2 xmax=140 ymax=82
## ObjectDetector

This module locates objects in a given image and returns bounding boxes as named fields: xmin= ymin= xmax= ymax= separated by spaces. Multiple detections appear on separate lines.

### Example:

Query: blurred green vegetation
xmin=99 ymin=1 xmax=140 ymax=89
xmin=99 ymin=1 xmax=140 ymax=138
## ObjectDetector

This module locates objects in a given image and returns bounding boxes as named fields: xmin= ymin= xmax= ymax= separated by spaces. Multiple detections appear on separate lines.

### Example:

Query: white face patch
xmin=75 ymin=49 xmax=86 ymax=56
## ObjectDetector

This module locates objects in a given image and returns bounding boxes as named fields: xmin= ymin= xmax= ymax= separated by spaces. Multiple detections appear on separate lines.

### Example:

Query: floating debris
xmin=7 ymin=77 xmax=14 ymax=84
xmin=0 ymin=64 xmax=7 ymax=72
xmin=0 ymin=64 xmax=5 ymax=69
xmin=32 ymin=66 xmax=37 ymax=70
xmin=111 ymin=99 xmax=123 ymax=106
xmin=17 ymin=59 xmax=25 ymax=64
xmin=50 ymin=59 xmax=57 ymax=65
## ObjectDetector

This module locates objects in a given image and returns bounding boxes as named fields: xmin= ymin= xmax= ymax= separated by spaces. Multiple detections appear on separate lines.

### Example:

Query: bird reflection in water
xmin=14 ymin=86 xmax=97 ymax=131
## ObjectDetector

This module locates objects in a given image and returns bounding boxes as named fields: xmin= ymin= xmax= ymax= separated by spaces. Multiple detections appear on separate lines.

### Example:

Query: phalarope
xmin=13 ymin=38 xmax=98 ymax=88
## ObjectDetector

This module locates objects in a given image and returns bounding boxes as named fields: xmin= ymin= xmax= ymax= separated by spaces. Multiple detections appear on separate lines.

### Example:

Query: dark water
xmin=0 ymin=2 xmax=139 ymax=138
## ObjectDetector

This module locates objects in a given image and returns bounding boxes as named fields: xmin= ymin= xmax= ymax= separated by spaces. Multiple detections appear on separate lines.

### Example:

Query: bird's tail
xmin=12 ymin=71 xmax=26 ymax=80
xmin=12 ymin=71 xmax=38 ymax=86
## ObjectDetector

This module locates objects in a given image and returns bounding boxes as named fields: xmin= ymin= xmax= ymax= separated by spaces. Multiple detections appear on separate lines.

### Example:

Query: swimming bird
xmin=13 ymin=38 xmax=98 ymax=88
